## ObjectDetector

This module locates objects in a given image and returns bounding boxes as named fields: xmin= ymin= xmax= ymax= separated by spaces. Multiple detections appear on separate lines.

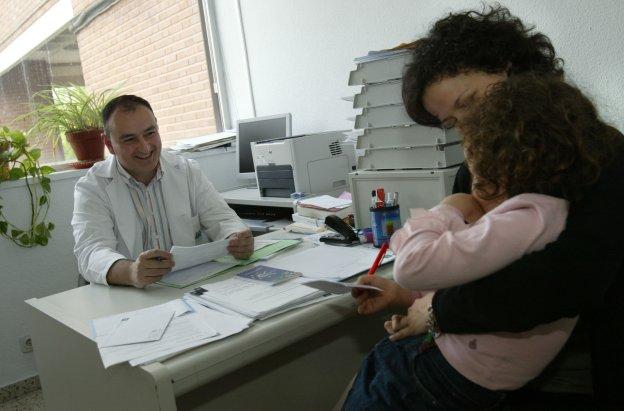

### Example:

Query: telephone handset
xmin=319 ymin=215 xmax=360 ymax=246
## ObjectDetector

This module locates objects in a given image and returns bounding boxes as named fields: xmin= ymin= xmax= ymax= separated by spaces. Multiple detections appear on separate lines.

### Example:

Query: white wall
xmin=215 ymin=0 xmax=623 ymax=134
xmin=0 ymin=149 xmax=239 ymax=388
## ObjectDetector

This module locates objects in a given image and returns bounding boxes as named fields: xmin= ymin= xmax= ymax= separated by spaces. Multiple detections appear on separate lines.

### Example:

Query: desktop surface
xmin=25 ymin=231 xmax=391 ymax=410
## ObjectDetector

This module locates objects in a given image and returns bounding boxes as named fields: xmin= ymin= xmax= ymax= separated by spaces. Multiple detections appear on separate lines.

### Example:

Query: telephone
xmin=319 ymin=215 xmax=360 ymax=246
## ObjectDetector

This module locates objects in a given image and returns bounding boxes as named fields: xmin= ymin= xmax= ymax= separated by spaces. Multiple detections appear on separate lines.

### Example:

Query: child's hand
xmin=441 ymin=193 xmax=485 ymax=223
xmin=352 ymin=275 xmax=413 ymax=315
xmin=385 ymin=292 xmax=433 ymax=341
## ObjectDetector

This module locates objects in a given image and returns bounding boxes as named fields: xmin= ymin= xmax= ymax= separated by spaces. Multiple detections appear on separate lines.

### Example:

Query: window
xmin=0 ymin=28 xmax=83 ymax=164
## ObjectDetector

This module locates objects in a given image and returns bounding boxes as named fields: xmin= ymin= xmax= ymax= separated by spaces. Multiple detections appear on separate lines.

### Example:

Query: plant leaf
xmin=39 ymin=196 xmax=48 ymax=206
xmin=41 ymin=176 xmax=51 ymax=192
xmin=29 ymin=148 xmax=41 ymax=161
xmin=48 ymin=222 xmax=55 ymax=230
xmin=0 ymin=221 xmax=7 ymax=234
xmin=9 ymin=168 xmax=25 ymax=180
xmin=11 ymin=229 xmax=23 ymax=237
xmin=40 ymin=166 xmax=55 ymax=175
xmin=19 ymin=234 xmax=30 ymax=245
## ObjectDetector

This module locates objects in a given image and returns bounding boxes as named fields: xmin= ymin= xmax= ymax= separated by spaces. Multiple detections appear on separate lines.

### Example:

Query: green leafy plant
xmin=0 ymin=127 xmax=55 ymax=247
xmin=26 ymin=84 xmax=119 ymax=151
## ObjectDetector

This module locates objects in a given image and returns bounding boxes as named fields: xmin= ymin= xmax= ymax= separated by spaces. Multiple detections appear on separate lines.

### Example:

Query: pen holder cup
xmin=370 ymin=205 xmax=400 ymax=248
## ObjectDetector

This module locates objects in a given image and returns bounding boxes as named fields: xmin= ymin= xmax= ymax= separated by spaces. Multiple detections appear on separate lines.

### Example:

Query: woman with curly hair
xmin=350 ymin=5 xmax=624 ymax=409
xmin=343 ymin=73 xmax=622 ymax=410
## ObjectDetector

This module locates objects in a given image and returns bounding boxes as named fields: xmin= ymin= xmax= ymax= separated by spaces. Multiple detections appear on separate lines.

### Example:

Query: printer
xmin=251 ymin=131 xmax=354 ymax=198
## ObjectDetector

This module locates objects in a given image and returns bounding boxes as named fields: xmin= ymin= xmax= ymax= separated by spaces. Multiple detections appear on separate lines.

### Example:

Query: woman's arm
xmin=391 ymin=194 xmax=567 ymax=291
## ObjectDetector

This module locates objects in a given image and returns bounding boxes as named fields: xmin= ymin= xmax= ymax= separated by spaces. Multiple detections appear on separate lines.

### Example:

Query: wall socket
xmin=19 ymin=335 xmax=33 ymax=353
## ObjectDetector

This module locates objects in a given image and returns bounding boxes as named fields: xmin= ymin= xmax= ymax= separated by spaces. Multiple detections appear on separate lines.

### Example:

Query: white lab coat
xmin=72 ymin=150 xmax=247 ymax=285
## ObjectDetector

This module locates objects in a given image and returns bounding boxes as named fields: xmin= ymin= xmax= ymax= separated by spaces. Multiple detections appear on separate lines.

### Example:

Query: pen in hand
xmin=368 ymin=242 xmax=389 ymax=275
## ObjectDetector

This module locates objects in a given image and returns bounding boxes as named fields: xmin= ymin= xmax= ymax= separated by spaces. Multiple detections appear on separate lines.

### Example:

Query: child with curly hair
xmin=343 ymin=74 xmax=623 ymax=410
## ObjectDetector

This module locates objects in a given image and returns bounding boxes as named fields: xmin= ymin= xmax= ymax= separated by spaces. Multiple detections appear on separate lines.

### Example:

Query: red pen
xmin=368 ymin=242 xmax=389 ymax=275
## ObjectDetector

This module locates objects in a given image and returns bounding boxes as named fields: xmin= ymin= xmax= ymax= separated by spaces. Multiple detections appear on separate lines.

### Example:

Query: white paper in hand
xmin=302 ymin=279 xmax=383 ymax=295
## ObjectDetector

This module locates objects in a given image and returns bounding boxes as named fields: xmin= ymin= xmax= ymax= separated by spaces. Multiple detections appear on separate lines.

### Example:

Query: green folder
xmin=215 ymin=239 xmax=302 ymax=266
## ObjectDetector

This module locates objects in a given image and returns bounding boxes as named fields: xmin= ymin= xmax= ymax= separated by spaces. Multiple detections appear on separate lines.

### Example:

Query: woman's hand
xmin=385 ymin=292 xmax=434 ymax=341
xmin=441 ymin=193 xmax=485 ymax=223
xmin=351 ymin=275 xmax=413 ymax=315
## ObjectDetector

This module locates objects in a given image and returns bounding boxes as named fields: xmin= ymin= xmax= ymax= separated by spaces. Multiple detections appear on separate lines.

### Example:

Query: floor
xmin=0 ymin=377 xmax=45 ymax=411
xmin=0 ymin=390 xmax=45 ymax=411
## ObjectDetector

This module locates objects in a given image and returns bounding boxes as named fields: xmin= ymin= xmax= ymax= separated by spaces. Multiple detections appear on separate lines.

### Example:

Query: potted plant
xmin=27 ymin=84 xmax=119 ymax=167
xmin=0 ymin=126 xmax=54 ymax=247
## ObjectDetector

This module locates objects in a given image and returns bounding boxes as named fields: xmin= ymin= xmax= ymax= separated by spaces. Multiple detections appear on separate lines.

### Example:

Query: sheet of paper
xmin=92 ymin=299 xmax=191 ymax=342
xmin=98 ymin=312 xmax=218 ymax=368
xmin=301 ymin=279 xmax=383 ymax=295
xmin=170 ymin=239 xmax=229 ymax=271
xmin=297 ymin=195 xmax=352 ymax=210
xmin=129 ymin=299 xmax=253 ymax=366
xmin=193 ymin=276 xmax=321 ymax=319
xmin=98 ymin=309 xmax=175 ymax=348
xmin=159 ymin=261 xmax=237 ymax=288
xmin=264 ymin=244 xmax=394 ymax=281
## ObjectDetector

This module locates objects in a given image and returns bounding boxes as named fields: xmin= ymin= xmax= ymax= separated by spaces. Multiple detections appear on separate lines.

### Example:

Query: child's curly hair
xmin=460 ymin=74 xmax=623 ymax=202
xmin=403 ymin=5 xmax=564 ymax=126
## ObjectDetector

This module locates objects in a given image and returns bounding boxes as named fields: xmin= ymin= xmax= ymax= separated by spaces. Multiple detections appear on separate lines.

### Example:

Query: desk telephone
xmin=319 ymin=215 xmax=360 ymax=246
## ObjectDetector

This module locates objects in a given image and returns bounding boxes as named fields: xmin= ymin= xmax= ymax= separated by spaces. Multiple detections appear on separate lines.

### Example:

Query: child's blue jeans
xmin=343 ymin=334 xmax=506 ymax=410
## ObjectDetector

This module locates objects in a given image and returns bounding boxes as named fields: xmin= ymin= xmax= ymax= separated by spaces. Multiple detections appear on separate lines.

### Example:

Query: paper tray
xmin=357 ymin=143 xmax=464 ymax=170
xmin=356 ymin=124 xmax=461 ymax=149
xmin=348 ymin=51 xmax=412 ymax=85
xmin=352 ymin=79 xmax=402 ymax=108
xmin=354 ymin=104 xmax=414 ymax=129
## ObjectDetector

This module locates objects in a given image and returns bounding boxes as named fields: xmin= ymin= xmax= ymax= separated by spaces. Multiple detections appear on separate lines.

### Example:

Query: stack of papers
xmin=264 ymin=244 xmax=394 ymax=281
xmin=159 ymin=239 xmax=302 ymax=288
xmin=296 ymin=195 xmax=353 ymax=220
xmin=169 ymin=132 xmax=236 ymax=152
xmin=187 ymin=276 xmax=326 ymax=320
xmin=92 ymin=299 xmax=252 ymax=368
xmin=297 ymin=195 xmax=352 ymax=211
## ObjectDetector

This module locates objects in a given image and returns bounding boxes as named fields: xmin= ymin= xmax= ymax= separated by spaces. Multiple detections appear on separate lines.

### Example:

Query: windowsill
xmin=1 ymin=146 xmax=237 ymax=190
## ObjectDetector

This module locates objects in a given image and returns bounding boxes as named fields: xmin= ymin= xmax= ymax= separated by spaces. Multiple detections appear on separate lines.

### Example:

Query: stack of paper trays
xmin=92 ymin=299 xmax=252 ymax=368
xmin=345 ymin=46 xmax=463 ymax=226
xmin=187 ymin=276 xmax=326 ymax=320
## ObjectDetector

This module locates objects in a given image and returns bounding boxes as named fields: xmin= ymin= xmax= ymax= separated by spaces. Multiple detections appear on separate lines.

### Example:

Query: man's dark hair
xmin=102 ymin=95 xmax=154 ymax=137
xmin=402 ymin=5 xmax=564 ymax=126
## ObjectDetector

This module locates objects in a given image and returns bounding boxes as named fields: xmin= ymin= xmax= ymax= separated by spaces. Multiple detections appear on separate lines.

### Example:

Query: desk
xmin=25 ymin=232 xmax=391 ymax=411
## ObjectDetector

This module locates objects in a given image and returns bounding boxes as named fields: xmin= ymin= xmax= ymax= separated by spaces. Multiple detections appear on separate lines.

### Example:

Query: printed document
xmin=265 ymin=244 xmax=394 ymax=281
xmin=302 ymin=279 xmax=383 ymax=295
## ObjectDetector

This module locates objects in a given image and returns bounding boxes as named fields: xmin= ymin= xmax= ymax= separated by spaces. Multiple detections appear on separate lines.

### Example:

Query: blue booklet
xmin=235 ymin=265 xmax=301 ymax=286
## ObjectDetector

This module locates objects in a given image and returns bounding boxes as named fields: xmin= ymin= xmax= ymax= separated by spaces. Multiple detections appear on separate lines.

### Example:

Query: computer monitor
xmin=236 ymin=113 xmax=292 ymax=180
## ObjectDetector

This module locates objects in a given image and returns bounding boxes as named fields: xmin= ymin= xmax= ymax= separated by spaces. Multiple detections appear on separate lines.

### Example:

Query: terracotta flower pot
xmin=66 ymin=129 xmax=105 ymax=162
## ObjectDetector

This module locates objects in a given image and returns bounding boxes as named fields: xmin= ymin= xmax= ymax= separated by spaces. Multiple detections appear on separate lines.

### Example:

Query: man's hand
xmin=351 ymin=275 xmax=413 ymax=315
xmin=129 ymin=249 xmax=174 ymax=288
xmin=385 ymin=292 xmax=434 ymax=341
xmin=228 ymin=230 xmax=254 ymax=259
xmin=441 ymin=193 xmax=485 ymax=223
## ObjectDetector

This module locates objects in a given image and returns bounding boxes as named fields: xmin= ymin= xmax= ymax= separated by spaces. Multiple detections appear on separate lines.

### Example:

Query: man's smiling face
xmin=104 ymin=104 xmax=162 ymax=185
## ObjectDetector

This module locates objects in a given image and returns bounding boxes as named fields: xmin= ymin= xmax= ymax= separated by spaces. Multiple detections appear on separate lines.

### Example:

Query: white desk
xmin=26 ymin=232 xmax=390 ymax=411
xmin=221 ymin=187 xmax=295 ymax=209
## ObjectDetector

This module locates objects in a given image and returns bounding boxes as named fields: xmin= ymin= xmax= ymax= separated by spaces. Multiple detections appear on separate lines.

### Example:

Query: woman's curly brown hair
xmin=402 ymin=4 xmax=564 ymax=126
xmin=460 ymin=74 xmax=623 ymax=203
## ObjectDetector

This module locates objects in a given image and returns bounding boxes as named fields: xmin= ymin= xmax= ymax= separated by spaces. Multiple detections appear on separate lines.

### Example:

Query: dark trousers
xmin=343 ymin=335 xmax=506 ymax=410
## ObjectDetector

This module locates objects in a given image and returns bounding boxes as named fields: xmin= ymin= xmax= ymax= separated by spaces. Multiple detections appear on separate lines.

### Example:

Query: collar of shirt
xmin=115 ymin=156 xmax=164 ymax=189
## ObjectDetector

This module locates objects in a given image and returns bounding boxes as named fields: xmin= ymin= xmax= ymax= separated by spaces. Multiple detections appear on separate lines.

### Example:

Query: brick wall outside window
xmin=72 ymin=0 xmax=219 ymax=145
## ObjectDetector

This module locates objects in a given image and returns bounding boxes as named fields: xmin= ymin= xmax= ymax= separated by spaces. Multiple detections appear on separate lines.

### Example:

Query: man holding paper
xmin=72 ymin=95 xmax=253 ymax=288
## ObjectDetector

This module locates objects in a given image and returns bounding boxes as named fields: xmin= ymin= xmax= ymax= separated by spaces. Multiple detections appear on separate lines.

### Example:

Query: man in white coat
xmin=72 ymin=95 xmax=253 ymax=288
